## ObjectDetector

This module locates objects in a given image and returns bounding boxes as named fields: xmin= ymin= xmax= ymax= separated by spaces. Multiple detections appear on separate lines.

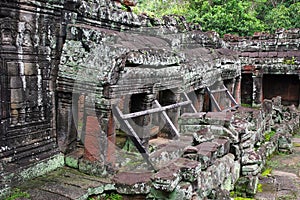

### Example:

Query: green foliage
xmin=283 ymin=57 xmax=296 ymax=65
xmin=264 ymin=4 xmax=292 ymax=32
xmin=241 ymin=103 xmax=252 ymax=108
xmin=5 ymin=188 xmax=30 ymax=200
xmin=261 ymin=167 xmax=272 ymax=177
xmin=257 ymin=183 xmax=263 ymax=192
xmin=135 ymin=0 xmax=300 ymax=36
xmin=134 ymin=0 xmax=190 ymax=18
xmin=105 ymin=193 xmax=122 ymax=200
xmin=264 ymin=130 xmax=276 ymax=142
xmin=187 ymin=0 xmax=265 ymax=36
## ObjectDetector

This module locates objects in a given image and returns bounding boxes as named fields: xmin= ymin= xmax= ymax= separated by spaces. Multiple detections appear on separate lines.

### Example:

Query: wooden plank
xmin=182 ymin=92 xmax=197 ymax=113
xmin=112 ymin=105 xmax=155 ymax=170
xmin=154 ymin=100 xmax=180 ymax=138
xmin=210 ymin=88 xmax=227 ymax=93
xmin=122 ymin=100 xmax=192 ymax=120
xmin=206 ymin=87 xmax=222 ymax=111
xmin=225 ymin=89 xmax=239 ymax=105
xmin=222 ymin=104 xmax=239 ymax=112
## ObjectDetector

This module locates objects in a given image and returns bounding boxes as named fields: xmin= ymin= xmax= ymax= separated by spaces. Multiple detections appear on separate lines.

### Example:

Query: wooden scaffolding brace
xmin=112 ymin=92 xmax=197 ymax=170
xmin=206 ymin=84 xmax=239 ymax=112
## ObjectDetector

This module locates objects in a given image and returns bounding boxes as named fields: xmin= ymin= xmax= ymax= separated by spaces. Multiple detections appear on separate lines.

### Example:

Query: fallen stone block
xmin=147 ymin=181 xmax=192 ymax=200
xmin=195 ymin=142 xmax=218 ymax=169
xmin=173 ymin=157 xmax=201 ymax=182
xmin=149 ymin=136 xmax=193 ymax=166
xmin=178 ymin=112 xmax=206 ymax=125
xmin=212 ymin=125 xmax=239 ymax=143
xmin=179 ymin=124 xmax=208 ymax=134
xmin=205 ymin=112 xmax=233 ymax=127
xmin=242 ymin=164 xmax=260 ymax=176
xmin=242 ymin=149 xmax=262 ymax=165
xmin=113 ymin=171 xmax=152 ymax=194
xmin=234 ymin=176 xmax=258 ymax=197
xmin=193 ymin=127 xmax=215 ymax=145
xmin=212 ymin=137 xmax=231 ymax=157
xmin=152 ymin=163 xmax=182 ymax=192
xmin=197 ymin=170 xmax=213 ymax=198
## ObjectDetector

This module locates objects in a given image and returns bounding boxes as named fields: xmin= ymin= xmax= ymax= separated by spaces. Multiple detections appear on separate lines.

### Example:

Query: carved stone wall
xmin=225 ymin=29 xmax=300 ymax=106
xmin=0 ymin=0 xmax=63 ymax=177
xmin=0 ymin=0 xmax=299 ymax=198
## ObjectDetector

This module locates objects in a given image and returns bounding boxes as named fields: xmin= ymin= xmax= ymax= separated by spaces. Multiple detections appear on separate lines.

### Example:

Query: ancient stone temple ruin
xmin=0 ymin=0 xmax=300 ymax=199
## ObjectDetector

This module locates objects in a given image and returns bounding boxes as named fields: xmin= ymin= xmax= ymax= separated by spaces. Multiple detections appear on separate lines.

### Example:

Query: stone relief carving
xmin=0 ymin=17 xmax=17 ymax=46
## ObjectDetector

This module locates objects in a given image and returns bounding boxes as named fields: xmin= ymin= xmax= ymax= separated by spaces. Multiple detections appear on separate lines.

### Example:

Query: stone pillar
xmin=253 ymin=74 xmax=263 ymax=106
xmin=195 ymin=89 xmax=205 ymax=112
xmin=159 ymin=89 xmax=180 ymax=139
xmin=130 ymin=93 xmax=154 ymax=150
xmin=105 ymin=109 xmax=116 ymax=164
xmin=224 ymin=79 xmax=235 ymax=108
xmin=57 ymin=92 xmax=77 ymax=154
xmin=82 ymin=95 xmax=109 ymax=163
xmin=234 ymin=76 xmax=241 ymax=104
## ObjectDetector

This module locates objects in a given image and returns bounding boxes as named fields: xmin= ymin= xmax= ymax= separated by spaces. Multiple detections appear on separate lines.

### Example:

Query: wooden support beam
xmin=122 ymin=100 xmax=192 ymax=120
xmin=226 ymin=89 xmax=239 ymax=106
xmin=182 ymin=92 xmax=197 ymax=113
xmin=222 ymin=104 xmax=239 ymax=112
xmin=206 ymin=87 xmax=222 ymax=112
xmin=210 ymin=88 xmax=227 ymax=93
xmin=154 ymin=100 xmax=180 ymax=138
xmin=112 ymin=105 xmax=155 ymax=170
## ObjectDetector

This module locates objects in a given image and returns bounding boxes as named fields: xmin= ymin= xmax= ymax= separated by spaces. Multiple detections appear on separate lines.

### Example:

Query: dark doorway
xmin=241 ymin=73 xmax=253 ymax=105
xmin=263 ymin=74 xmax=299 ymax=106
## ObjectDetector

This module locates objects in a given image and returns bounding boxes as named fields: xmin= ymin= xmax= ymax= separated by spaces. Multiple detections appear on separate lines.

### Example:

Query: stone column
xmin=253 ymin=74 xmax=263 ymax=106
xmin=234 ymin=76 xmax=241 ymax=104
xmin=105 ymin=109 xmax=116 ymax=164
xmin=224 ymin=79 xmax=235 ymax=108
xmin=130 ymin=93 xmax=154 ymax=150
xmin=57 ymin=92 xmax=77 ymax=154
xmin=159 ymin=88 xmax=180 ymax=139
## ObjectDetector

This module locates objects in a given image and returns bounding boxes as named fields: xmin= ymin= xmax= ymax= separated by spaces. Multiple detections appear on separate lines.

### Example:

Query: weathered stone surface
xmin=65 ymin=148 xmax=84 ymax=169
xmin=212 ymin=138 xmax=231 ymax=157
xmin=1 ymin=0 xmax=300 ymax=199
xmin=113 ymin=171 xmax=152 ymax=194
xmin=195 ymin=142 xmax=218 ymax=169
xmin=193 ymin=127 xmax=215 ymax=144
xmin=152 ymin=163 xmax=182 ymax=192
xmin=173 ymin=158 xmax=201 ymax=182
xmin=205 ymin=112 xmax=233 ymax=127
xmin=178 ymin=112 xmax=206 ymax=125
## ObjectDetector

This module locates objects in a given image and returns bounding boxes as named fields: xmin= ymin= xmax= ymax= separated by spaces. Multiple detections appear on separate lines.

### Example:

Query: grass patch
xmin=265 ymin=158 xmax=281 ymax=169
xmin=264 ymin=130 xmax=276 ymax=142
xmin=5 ymin=188 xmax=30 ymax=200
xmin=257 ymin=183 xmax=263 ymax=192
xmin=293 ymin=142 xmax=300 ymax=147
xmin=241 ymin=103 xmax=252 ymax=108
xmin=234 ymin=197 xmax=255 ymax=200
xmin=105 ymin=193 xmax=122 ymax=200
xmin=261 ymin=168 xmax=272 ymax=177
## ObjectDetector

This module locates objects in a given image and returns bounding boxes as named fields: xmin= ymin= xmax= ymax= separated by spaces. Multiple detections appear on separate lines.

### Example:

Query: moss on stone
xmin=65 ymin=156 xmax=79 ymax=169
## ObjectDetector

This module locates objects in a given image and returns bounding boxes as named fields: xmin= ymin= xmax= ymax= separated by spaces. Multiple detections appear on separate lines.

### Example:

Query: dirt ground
xmin=255 ymin=136 xmax=300 ymax=200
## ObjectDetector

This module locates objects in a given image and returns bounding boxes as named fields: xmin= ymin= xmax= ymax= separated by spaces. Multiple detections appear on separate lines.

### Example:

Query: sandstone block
xmin=24 ymin=63 xmax=38 ymax=75
xmin=7 ymin=62 xmax=20 ymax=76
xmin=113 ymin=171 xmax=152 ymax=194
xmin=10 ymin=88 xmax=24 ymax=103
xmin=9 ymin=76 xmax=23 ymax=89
xmin=152 ymin=163 xmax=182 ymax=192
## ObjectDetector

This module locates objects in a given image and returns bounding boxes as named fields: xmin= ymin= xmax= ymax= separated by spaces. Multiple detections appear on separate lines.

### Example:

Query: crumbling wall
xmin=0 ymin=0 xmax=241 ymax=194
xmin=1 ymin=0 xmax=300 ymax=199
xmin=0 ymin=1 xmax=65 ymax=193
xmin=225 ymin=29 xmax=300 ymax=106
